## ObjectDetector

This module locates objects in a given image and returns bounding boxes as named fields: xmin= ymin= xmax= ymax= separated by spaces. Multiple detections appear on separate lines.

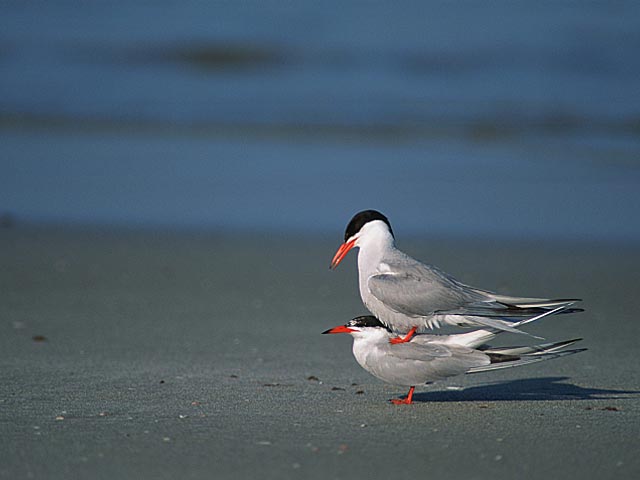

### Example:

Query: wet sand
xmin=1 ymin=226 xmax=638 ymax=479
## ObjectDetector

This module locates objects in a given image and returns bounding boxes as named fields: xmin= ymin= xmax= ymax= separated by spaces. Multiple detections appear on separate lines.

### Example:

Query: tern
xmin=330 ymin=210 xmax=581 ymax=343
xmin=323 ymin=309 xmax=585 ymax=404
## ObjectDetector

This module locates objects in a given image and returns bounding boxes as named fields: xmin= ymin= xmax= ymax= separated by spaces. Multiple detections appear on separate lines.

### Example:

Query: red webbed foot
xmin=389 ymin=326 xmax=417 ymax=345
xmin=389 ymin=386 xmax=415 ymax=405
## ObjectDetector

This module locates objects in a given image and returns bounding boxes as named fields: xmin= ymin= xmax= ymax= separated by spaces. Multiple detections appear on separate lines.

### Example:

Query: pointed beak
xmin=329 ymin=237 xmax=357 ymax=270
xmin=322 ymin=325 xmax=356 ymax=334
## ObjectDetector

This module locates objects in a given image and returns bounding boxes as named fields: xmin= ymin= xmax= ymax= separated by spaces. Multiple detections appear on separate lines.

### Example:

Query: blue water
xmin=1 ymin=1 xmax=639 ymax=242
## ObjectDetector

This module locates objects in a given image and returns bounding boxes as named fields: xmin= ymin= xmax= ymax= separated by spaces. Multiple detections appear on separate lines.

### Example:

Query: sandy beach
xmin=1 ymin=225 xmax=638 ymax=479
xmin=2 ymin=2 xmax=639 ymax=478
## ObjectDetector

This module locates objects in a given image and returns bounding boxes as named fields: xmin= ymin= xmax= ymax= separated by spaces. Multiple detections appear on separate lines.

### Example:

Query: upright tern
xmin=330 ymin=210 xmax=581 ymax=343
xmin=323 ymin=309 xmax=584 ymax=404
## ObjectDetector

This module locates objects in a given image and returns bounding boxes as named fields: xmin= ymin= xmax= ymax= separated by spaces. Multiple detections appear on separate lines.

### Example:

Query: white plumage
xmin=324 ymin=309 xmax=584 ymax=404
xmin=331 ymin=210 xmax=581 ymax=338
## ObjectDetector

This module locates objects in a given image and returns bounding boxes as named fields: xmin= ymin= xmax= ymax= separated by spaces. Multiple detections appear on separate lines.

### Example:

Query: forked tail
xmin=446 ymin=303 xmax=579 ymax=348
xmin=468 ymin=338 xmax=586 ymax=373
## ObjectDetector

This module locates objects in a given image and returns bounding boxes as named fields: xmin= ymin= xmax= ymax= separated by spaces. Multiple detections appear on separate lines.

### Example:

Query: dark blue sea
xmin=1 ymin=1 xmax=639 ymax=242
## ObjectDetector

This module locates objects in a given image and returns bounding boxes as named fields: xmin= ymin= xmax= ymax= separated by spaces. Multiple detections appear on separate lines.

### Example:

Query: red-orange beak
xmin=329 ymin=237 xmax=357 ymax=270
xmin=322 ymin=325 xmax=356 ymax=334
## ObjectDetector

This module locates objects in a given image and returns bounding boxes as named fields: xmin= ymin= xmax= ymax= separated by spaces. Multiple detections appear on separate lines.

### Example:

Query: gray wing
xmin=367 ymin=259 xmax=492 ymax=317
xmin=368 ymin=258 xmax=576 ymax=320
xmin=387 ymin=341 xmax=453 ymax=360
xmin=386 ymin=341 xmax=490 ymax=379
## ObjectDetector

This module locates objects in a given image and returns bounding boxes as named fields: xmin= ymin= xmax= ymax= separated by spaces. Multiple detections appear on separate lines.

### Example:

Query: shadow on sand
xmin=412 ymin=377 xmax=638 ymax=403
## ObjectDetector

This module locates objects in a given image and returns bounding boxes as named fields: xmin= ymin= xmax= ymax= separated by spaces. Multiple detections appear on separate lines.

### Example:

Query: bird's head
xmin=329 ymin=210 xmax=394 ymax=269
xmin=322 ymin=315 xmax=391 ymax=338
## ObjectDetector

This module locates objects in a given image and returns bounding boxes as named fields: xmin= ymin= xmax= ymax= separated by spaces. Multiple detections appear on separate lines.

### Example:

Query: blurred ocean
xmin=1 ymin=1 xmax=639 ymax=242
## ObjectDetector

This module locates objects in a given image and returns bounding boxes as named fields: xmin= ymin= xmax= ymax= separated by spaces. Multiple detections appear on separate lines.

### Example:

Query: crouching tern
xmin=330 ymin=210 xmax=582 ymax=343
xmin=323 ymin=307 xmax=585 ymax=404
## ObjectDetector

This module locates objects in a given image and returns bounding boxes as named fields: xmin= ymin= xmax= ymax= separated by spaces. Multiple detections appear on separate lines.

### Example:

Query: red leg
xmin=390 ymin=386 xmax=415 ymax=405
xmin=389 ymin=326 xmax=417 ymax=345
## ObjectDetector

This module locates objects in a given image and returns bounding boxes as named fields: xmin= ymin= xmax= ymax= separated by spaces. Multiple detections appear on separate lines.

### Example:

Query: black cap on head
xmin=344 ymin=210 xmax=393 ymax=242
xmin=347 ymin=316 xmax=391 ymax=331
